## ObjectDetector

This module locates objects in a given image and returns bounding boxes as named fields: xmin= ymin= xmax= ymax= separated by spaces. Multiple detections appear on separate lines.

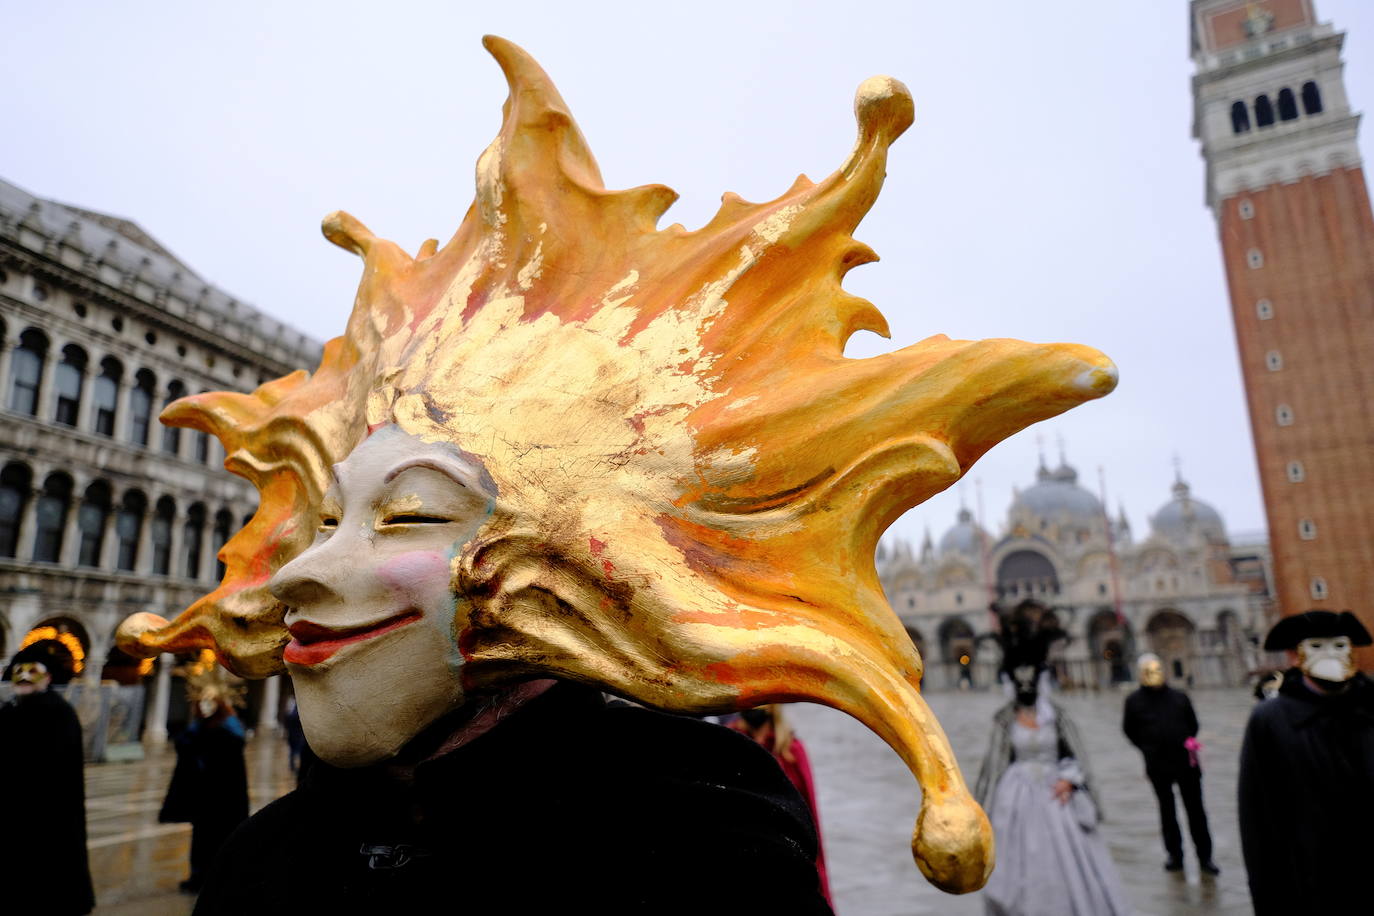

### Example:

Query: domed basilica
xmin=878 ymin=455 xmax=1273 ymax=689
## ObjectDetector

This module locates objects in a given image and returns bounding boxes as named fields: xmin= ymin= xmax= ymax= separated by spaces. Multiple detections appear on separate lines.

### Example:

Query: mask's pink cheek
xmin=376 ymin=550 xmax=452 ymax=602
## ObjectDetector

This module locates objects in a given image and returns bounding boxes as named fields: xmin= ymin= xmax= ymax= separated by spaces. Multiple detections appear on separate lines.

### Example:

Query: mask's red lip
xmin=283 ymin=611 xmax=422 ymax=666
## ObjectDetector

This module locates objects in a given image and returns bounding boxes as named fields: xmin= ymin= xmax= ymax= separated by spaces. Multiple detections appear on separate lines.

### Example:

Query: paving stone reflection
xmin=791 ymin=686 xmax=1256 ymax=916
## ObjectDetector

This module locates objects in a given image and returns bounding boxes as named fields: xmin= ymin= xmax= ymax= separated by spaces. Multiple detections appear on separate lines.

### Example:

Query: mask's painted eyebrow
xmin=384 ymin=456 xmax=492 ymax=497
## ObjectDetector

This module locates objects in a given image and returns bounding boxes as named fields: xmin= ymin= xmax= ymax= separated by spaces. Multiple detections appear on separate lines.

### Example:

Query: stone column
xmin=115 ymin=378 xmax=132 ymax=441
xmin=98 ymin=508 xmax=119 ymax=570
xmin=167 ymin=512 xmax=184 ymax=579
xmin=36 ymin=349 xmax=58 ymax=421
xmin=200 ymin=523 xmax=218 ymax=585
xmin=143 ymin=653 xmax=173 ymax=746
xmin=74 ymin=367 xmax=95 ymax=431
xmin=0 ymin=340 xmax=12 ymax=408
xmin=133 ymin=509 xmax=154 ymax=575
xmin=85 ymin=635 xmax=108 ymax=684
xmin=257 ymin=674 xmax=281 ymax=733
xmin=58 ymin=498 xmax=81 ymax=566
xmin=15 ymin=486 xmax=39 ymax=560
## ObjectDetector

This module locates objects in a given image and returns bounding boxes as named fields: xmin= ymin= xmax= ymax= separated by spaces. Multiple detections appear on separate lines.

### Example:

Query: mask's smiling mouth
xmin=284 ymin=611 xmax=423 ymax=666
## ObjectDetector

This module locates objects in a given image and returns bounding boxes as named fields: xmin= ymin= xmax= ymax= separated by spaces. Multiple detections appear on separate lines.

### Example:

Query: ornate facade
xmin=878 ymin=456 xmax=1275 ymax=689
xmin=0 ymin=176 xmax=319 ymax=740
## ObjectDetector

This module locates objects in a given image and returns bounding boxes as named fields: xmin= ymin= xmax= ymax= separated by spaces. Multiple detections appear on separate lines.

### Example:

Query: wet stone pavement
xmin=791 ymin=686 xmax=1256 ymax=916
xmin=86 ymin=688 xmax=1256 ymax=915
xmin=86 ymin=736 xmax=295 ymax=915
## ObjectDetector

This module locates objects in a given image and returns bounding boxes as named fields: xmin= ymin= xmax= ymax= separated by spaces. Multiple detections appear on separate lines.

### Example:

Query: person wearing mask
xmin=0 ymin=661 xmax=95 ymax=915
xmin=731 ymin=704 xmax=833 ymax=907
xmin=975 ymin=635 xmax=1129 ymax=916
xmin=1239 ymin=610 xmax=1374 ymax=913
xmin=1121 ymin=652 xmax=1217 ymax=875
xmin=159 ymin=657 xmax=250 ymax=894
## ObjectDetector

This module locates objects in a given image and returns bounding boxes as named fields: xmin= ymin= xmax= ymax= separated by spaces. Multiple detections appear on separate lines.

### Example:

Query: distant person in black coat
xmin=0 ymin=662 xmax=95 ymax=915
xmin=161 ymin=681 xmax=250 ymax=894
xmin=1122 ymin=652 xmax=1217 ymax=875
xmin=1239 ymin=610 xmax=1374 ymax=915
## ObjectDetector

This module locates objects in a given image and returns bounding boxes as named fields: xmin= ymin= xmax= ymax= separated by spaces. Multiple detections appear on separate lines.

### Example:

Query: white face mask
xmin=198 ymin=697 xmax=220 ymax=718
xmin=1297 ymin=636 xmax=1355 ymax=683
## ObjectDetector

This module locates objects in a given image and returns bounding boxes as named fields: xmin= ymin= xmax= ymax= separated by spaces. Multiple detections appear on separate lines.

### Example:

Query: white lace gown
xmin=983 ymin=720 xmax=1131 ymax=916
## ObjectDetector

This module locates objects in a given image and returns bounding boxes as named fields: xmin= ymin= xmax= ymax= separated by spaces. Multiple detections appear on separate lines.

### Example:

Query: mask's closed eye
xmin=381 ymin=513 xmax=451 ymax=525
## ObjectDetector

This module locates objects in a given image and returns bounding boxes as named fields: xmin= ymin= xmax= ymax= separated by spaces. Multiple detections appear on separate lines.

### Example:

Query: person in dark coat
xmin=1239 ymin=610 xmax=1374 ymax=914
xmin=161 ymin=677 xmax=250 ymax=893
xmin=192 ymin=680 xmax=832 ymax=916
xmin=1122 ymin=652 xmax=1217 ymax=875
xmin=0 ymin=662 xmax=96 ymax=915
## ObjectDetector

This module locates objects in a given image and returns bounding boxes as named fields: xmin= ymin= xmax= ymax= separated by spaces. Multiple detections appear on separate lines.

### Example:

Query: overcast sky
xmin=6 ymin=0 xmax=1372 ymax=549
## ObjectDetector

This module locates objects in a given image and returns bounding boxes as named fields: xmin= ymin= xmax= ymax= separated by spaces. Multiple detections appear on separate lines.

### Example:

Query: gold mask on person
xmin=117 ymin=37 xmax=1117 ymax=893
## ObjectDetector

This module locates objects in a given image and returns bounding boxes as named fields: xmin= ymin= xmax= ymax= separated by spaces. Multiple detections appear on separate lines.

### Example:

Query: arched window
xmin=1302 ymin=81 xmax=1323 ymax=114
xmin=194 ymin=431 xmax=210 ymax=464
xmin=76 ymin=480 xmax=112 ymax=567
xmin=53 ymin=344 xmax=88 ymax=427
xmin=1255 ymin=94 xmax=1275 ymax=128
xmin=128 ymin=369 xmax=157 ymax=446
xmin=1230 ymin=100 xmax=1251 ymax=133
xmin=91 ymin=357 xmax=122 ymax=437
xmin=0 ymin=464 xmax=33 ymax=558
xmin=115 ymin=490 xmax=147 ymax=571
xmin=212 ymin=509 xmax=234 ymax=581
xmin=8 ymin=329 xmax=48 ymax=416
xmin=161 ymin=380 xmax=186 ymax=455
xmin=1277 ymin=88 xmax=1298 ymax=121
xmin=183 ymin=503 xmax=206 ymax=579
xmin=32 ymin=473 xmax=73 ymax=563
xmin=151 ymin=497 xmax=175 ymax=575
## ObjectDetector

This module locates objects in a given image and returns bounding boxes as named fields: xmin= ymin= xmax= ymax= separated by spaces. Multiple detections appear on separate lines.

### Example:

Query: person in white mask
xmin=1238 ymin=610 xmax=1373 ymax=913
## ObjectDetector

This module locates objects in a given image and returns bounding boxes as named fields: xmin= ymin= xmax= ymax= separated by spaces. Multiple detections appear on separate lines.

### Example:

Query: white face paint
xmin=198 ymin=697 xmax=220 ymax=718
xmin=269 ymin=425 xmax=496 ymax=766
xmin=1297 ymin=635 xmax=1355 ymax=683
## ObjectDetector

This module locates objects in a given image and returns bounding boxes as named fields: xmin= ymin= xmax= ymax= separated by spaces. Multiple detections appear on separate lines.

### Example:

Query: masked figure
xmin=0 ymin=662 xmax=95 ymax=915
xmin=1121 ymin=652 xmax=1217 ymax=875
xmin=1239 ymin=610 xmax=1374 ymax=913
xmin=115 ymin=36 xmax=1117 ymax=912
xmin=159 ymin=653 xmax=250 ymax=894
xmin=730 ymin=704 xmax=833 ymax=906
xmin=973 ymin=625 xmax=1128 ymax=916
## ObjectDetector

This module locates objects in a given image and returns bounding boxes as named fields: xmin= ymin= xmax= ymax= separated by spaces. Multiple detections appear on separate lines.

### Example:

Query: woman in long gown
xmin=974 ymin=659 xmax=1130 ymax=916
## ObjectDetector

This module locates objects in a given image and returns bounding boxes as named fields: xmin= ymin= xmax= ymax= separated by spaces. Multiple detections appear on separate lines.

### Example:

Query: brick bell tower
xmin=1191 ymin=0 xmax=1374 ymax=650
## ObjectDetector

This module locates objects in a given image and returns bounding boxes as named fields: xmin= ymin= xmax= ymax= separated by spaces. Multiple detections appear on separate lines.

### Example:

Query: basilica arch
xmin=1146 ymin=608 xmax=1197 ymax=686
xmin=1087 ymin=608 xmax=1134 ymax=685
xmin=995 ymin=549 xmax=1059 ymax=602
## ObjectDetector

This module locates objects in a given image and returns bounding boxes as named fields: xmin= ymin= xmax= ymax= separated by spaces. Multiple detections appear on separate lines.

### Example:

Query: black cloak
xmin=161 ymin=715 xmax=251 ymax=884
xmin=192 ymin=681 xmax=833 ymax=915
xmin=0 ymin=689 xmax=96 ymax=915
xmin=1238 ymin=668 xmax=1374 ymax=913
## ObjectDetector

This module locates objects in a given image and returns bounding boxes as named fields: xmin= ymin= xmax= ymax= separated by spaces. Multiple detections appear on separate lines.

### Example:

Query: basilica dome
xmin=1151 ymin=478 xmax=1226 ymax=543
xmin=1011 ymin=461 xmax=1103 ymax=527
xmin=939 ymin=507 xmax=987 ymax=557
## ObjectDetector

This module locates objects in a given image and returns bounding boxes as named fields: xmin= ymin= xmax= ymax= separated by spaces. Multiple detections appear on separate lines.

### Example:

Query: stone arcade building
xmin=0 ymin=176 xmax=320 ymax=744
xmin=878 ymin=455 xmax=1275 ymax=690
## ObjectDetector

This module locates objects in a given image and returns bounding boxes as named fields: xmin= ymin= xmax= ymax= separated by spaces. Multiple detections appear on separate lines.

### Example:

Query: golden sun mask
xmin=117 ymin=36 xmax=1116 ymax=892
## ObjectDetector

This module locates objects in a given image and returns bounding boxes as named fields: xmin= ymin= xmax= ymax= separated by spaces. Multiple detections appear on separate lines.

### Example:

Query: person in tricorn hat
xmin=0 ymin=662 xmax=96 ymax=915
xmin=1238 ymin=610 xmax=1374 ymax=913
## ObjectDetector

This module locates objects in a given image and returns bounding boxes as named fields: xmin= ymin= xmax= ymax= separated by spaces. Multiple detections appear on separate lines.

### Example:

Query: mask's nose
xmin=270 ymin=530 xmax=355 ymax=614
